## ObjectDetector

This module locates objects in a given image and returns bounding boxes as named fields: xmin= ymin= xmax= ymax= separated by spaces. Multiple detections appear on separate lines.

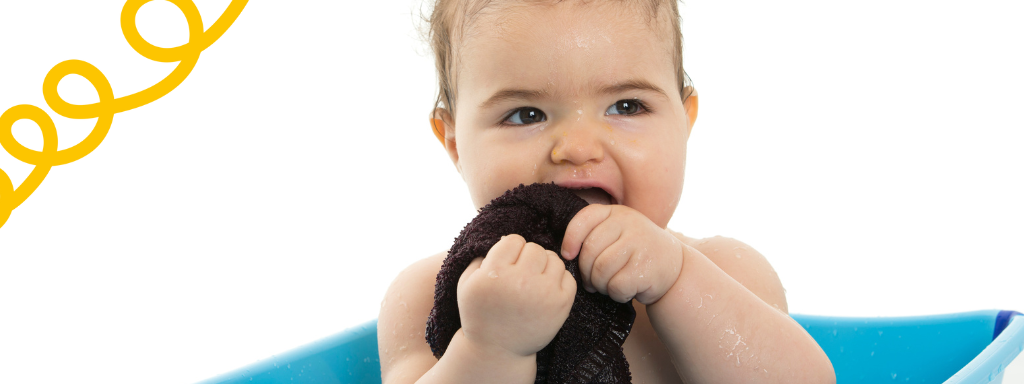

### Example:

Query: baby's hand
xmin=560 ymin=205 xmax=683 ymax=305
xmin=456 ymin=234 xmax=577 ymax=358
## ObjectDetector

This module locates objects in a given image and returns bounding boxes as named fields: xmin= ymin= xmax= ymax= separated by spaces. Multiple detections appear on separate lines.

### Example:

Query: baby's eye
xmin=605 ymin=99 xmax=647 ymax=116
xmin=503 ymin=107 xmax=546 ymax=125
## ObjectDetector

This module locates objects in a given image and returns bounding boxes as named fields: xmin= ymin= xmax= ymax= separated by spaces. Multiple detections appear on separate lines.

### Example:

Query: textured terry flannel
xmin=426 ymin=183 xmax=636 ymax=384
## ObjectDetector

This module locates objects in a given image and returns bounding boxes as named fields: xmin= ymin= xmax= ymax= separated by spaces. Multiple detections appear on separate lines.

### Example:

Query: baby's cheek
xmin=618 ymin=154 xmax=683 ymax=227
xmin=467 ymin=160 xmax=534 ymax=209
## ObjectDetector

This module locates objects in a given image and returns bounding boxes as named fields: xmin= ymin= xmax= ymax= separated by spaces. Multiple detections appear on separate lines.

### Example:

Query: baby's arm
xmin=559 ymin=205 xmax=833 ymax=383
xmin=648 ymin=235 xmax=835 ymax=383
xmin=378 ymin=236 xmax=575 ymax=384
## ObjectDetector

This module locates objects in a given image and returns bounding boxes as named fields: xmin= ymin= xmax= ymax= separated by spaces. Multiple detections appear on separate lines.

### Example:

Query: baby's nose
xmin=550 ymin=119 xmax=606 ymax=165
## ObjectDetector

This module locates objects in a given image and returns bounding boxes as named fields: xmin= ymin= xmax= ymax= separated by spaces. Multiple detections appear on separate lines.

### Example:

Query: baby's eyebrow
xmin=478 ymin=79 xmax=669 ymax=110
xmin=597 ymin=79 xmax=670 ymax=101
xmin=478 ymin=88 xmax=549 ymax=110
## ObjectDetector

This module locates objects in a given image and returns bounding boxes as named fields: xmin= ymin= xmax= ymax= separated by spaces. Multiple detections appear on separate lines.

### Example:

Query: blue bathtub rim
xmin=195 ymin=310 xmax=1022 ymax=384
xmin=995 ymin=310 xmax=1022 ymax=339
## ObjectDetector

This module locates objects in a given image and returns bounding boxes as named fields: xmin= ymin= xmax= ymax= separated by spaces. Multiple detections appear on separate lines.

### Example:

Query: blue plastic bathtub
xmin=197 ymin=310 xmax=1023 ymax=384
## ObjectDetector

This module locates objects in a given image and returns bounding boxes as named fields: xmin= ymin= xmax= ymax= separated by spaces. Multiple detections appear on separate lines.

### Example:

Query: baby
xmin=379 ymin=0 xmax=836 ymax=383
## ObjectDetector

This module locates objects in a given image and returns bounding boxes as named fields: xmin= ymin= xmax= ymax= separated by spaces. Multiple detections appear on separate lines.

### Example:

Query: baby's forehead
xmin=463 ymin=0 xmax=674 ymax=42
xmin=458 ymin=2 xmax=677 ymax=71
xmin=453 ymin=9 xmax=681 ymax=112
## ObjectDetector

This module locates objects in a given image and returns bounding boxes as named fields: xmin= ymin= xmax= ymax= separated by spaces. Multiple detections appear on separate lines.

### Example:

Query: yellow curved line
xmin=0 ymin=0 xmax=248 ymax=229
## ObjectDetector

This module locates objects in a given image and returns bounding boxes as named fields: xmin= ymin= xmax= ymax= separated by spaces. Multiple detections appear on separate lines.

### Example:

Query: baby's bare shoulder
xmin=377 ymin=252 xmax=446 ymax=384
xmin=673 ymin=233 xmax=788 ymax=313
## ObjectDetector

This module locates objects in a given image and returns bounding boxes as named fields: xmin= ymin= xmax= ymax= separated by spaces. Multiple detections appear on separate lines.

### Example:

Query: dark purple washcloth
xmin=426 ymin=183 xmax=636 ymax=384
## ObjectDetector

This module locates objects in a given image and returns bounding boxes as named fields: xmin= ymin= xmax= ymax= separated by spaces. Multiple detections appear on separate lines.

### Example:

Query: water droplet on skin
xmin=400 ymin=301 xmax=407 ymax=309
xmin=577 ymin=109 xmax=583 ymax=115
xmin=488 ymin=270 xmax=499 ymax=279
xmin=399 ymin=345 xmax=407 ymax=351
xmin=706 ymin=313 xmax=717 ymax=326
xmin=735 ymin=254 xmax=742 ymax=259
xmin=610 ymin=140 xmax=615 ymax=145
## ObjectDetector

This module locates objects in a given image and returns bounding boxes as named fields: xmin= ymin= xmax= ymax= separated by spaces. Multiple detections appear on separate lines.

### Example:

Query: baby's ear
xmin=683 ymin=86 xmax=698 ymax=134
xmin=430 ymin=108 xmax=461 ymax=173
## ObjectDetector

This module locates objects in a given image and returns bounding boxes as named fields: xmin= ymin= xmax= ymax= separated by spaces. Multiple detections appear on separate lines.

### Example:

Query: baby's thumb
xmin=457 ymin=257 xmax=485 ymax=290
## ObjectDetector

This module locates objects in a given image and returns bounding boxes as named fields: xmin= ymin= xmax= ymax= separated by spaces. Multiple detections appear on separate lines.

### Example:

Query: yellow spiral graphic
xmin=0 ymin=0 xmax=248 ymax=228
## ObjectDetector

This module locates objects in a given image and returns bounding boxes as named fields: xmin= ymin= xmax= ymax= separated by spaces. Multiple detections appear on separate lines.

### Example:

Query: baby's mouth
xmin=571 ymin=187 xmax=617 ymax=205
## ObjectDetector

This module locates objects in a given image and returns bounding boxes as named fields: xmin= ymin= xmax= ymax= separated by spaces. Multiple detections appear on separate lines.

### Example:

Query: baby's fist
xmin=456 ymin=234 xmax=577 ymax=357
xmin=560 ymin=205 xmax=683 ymax=305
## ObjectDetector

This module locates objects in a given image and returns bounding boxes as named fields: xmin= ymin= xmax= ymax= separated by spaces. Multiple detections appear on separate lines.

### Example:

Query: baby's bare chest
xmin=621 ymin=303 xmax=684 ymax=384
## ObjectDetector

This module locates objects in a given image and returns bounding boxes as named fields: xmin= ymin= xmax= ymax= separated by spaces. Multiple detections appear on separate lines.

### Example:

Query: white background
xmin=0 ymin=0 xmax=1021 ymax=383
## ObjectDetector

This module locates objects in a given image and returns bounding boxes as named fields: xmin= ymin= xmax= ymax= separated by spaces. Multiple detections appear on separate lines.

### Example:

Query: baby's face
xmin=446 ymin=1 xmax=691 ymax=228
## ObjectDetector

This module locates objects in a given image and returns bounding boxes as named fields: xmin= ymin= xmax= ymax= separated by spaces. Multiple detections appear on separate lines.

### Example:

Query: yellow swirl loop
xmin=0 ymin=0 xmax=248 ymax=229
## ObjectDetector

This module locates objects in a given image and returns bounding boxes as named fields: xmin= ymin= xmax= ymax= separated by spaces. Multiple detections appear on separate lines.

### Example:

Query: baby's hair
xmin=421 ymin=0 xmax=693 ymax=121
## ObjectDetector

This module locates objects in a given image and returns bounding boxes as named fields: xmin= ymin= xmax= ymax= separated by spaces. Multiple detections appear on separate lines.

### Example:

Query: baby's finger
xmin=577 ymin=218 xmax=623 ymax=292
xmin=458 ymin=257 xmax=485 ymax=290
xmin=588 ymin=240 xmax=631 ymax=296
xmin=543 ymin=250 xmax=566 ymax=275
xmin=482 ymin=234 xmax=527 ymax=269
xmin=561 ymin=269 xmax=578 ymax=295
xmin=606 ymin=271 xmax=638 ymax=303
xmin=561 ymin=205 xmax=612 ymax=260
xmin=516 ymin=242 xmax=549 ymax=274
